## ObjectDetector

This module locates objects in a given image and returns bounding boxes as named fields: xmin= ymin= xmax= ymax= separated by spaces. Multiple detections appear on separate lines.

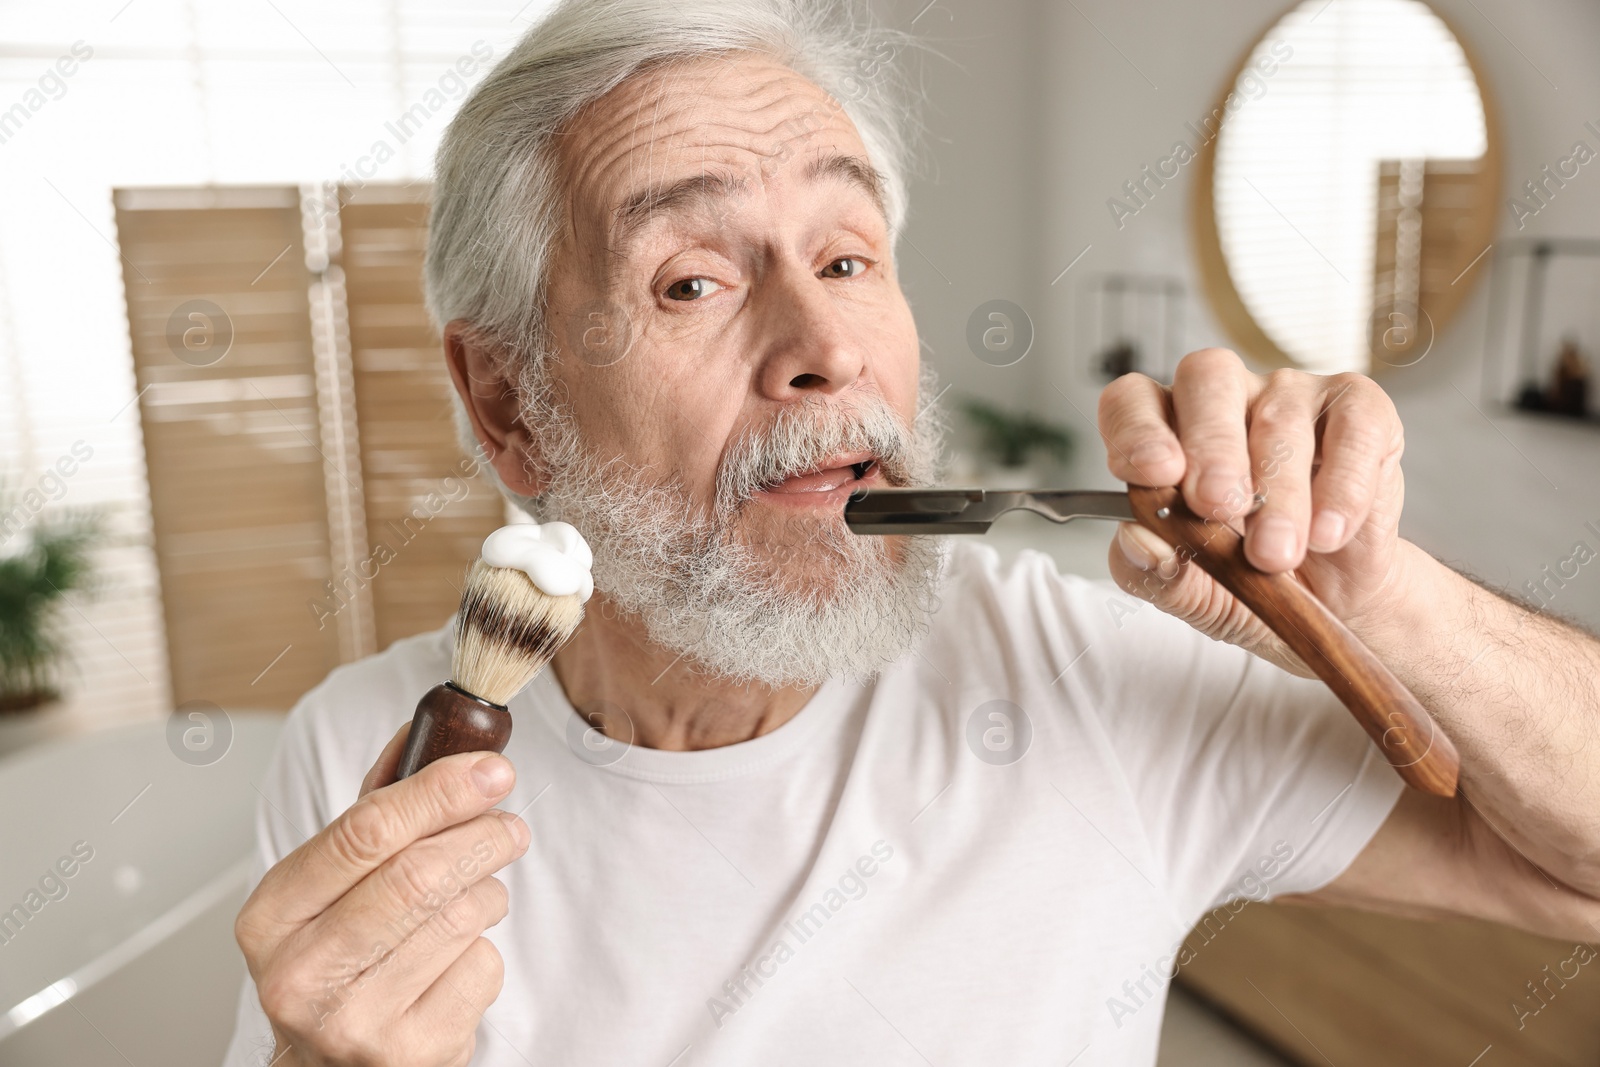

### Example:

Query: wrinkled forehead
xmin=552 ymin=51 xmax=883 ymax=271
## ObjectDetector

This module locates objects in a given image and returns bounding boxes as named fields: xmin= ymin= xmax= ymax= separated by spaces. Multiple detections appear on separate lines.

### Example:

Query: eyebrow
xmin=608 ymin=151 xmax=889 ymax=250
xmin=610 ymin=169 xmax=748 ymax=250
xmin=804 ymin=151 xmax=888 ymax=222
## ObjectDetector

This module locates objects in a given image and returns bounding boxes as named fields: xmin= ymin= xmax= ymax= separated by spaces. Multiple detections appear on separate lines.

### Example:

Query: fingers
xmin=404 ymin=936 xmax=505 ymax=1062
xmin=1309 ymin=376 xmax=1399 ymax=553
xmin=1105 ymin=352 xmax=1399 ymax=571
xmin=345 ymin=874 xmax=511 ymax=1013
xmin=361 ymin=722 xmax=412 ymax=800
xmin=243 ymin=750 xmax=517 ymax=937
xmin=293 ymin=809 xmax=526 ymax=987
xmin=1171 ymin=349 xmax=1258 ymax=521
xmin=1110 ymin=523 xmax=1267 ymax=649
xmin=241 ymin=762 xmax=525 ymax=1067
xmin=259 ymin=913 xmax=506 ymax=1067
xmin=1097 ymin=373 xmax=1184 ymax=486
xmin=1110 ymin=523 xmax=1310 ymax=675
xmin=1243 ymin=371 xmax=1317 ymax=571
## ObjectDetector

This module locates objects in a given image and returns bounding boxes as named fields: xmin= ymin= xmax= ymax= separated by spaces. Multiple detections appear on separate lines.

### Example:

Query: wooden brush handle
xmin=1126 ymin=485 xmax=1459 ymax=797
xmin=396 ymin=682 xmax=513 ymax=780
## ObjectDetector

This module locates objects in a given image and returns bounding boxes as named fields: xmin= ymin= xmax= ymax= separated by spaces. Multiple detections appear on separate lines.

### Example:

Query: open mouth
xmin=756 ymin=452 xmax=881 ymax=502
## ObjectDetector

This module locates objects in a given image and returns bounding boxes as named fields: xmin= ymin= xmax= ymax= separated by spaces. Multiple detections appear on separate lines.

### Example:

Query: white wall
xmin=881 ymin=0 xmax=1050 ymax=412
xmin=891 ymin=0 xmax=1600 ymax=628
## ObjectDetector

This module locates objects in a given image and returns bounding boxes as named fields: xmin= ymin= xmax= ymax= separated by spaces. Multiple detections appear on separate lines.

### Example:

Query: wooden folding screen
xmin=114 ymin=186 xmax=343 ymax=710
xmin=337 ymin=185 xmax=505 ymax=652
xmin=114 ymin=183 xmax=502 ymax=711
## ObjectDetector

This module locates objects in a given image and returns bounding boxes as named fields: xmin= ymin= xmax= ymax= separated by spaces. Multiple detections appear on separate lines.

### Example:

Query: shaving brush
xmin=396 ymin=522 xmax=592 ymax=780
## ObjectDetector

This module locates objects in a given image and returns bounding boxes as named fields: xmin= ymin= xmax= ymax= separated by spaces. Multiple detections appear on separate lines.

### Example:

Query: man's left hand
xmin=1097 ymin=347 xmax=1413 ymax=676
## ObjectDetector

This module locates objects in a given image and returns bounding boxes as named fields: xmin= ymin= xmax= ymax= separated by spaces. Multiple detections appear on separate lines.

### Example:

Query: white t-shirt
xmin=222 ymin=542 xmax=1402 ymax=1067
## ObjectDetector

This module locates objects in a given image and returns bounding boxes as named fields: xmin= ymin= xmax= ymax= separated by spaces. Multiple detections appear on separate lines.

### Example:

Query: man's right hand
xmin=235 ymin=723 xmax=530 ymax=1066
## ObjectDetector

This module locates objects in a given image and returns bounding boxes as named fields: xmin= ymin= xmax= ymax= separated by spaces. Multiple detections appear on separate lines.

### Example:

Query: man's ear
xmin=442 ymin=319 xmax=548 ymax=497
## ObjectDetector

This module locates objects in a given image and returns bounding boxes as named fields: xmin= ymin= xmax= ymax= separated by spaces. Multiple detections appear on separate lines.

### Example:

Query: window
xmin=0 ymin=0 xmax=540 ymax=728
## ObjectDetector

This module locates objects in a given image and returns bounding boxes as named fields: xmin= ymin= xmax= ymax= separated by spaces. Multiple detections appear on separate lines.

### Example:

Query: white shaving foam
xmin=480 ymin=521 xmax=594 ymax=603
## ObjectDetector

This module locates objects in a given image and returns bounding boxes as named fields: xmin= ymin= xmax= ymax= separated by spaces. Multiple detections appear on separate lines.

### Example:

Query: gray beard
xmin=511 ymin=361 xmax=950 ymax=690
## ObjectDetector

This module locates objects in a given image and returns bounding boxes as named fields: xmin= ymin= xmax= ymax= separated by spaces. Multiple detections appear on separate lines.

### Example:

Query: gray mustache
xmin=715 ymin=396 xmax=915 ymax=508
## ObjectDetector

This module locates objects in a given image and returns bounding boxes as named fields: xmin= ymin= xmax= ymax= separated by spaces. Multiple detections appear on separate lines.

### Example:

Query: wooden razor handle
xmin=395 ymin=682 xmax=514 ymax=781
xmin=1126 ymin=485 xmax=1459 ymax=797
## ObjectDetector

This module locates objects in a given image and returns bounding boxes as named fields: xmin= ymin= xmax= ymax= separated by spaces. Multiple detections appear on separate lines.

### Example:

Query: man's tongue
xmin=764 ymin=463 xmax=859 ymax=494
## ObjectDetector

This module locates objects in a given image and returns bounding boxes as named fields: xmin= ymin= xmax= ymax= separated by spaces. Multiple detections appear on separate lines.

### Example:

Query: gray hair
xmin=423 ymin=0 xmax=928 ymax=358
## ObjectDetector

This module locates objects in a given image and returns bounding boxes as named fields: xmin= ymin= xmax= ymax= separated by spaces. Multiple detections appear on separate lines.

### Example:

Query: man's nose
xmin=753 ymin=265 xmax=868 ymax=399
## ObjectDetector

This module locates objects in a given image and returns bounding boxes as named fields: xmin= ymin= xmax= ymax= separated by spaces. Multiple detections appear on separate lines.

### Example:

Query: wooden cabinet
xmin=1178 ymin=904 xmax=1600 ymax=1065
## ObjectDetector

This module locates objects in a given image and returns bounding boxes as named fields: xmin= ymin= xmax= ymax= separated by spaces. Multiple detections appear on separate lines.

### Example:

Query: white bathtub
xmin=0 ymin=712 xmax=283 ymax=1066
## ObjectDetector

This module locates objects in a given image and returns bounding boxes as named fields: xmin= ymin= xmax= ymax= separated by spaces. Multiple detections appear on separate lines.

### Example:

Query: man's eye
xmin=822 ymin=257 xmax=869 ymax=279
xmin=664 ymin=277 xmax=721 ymax=301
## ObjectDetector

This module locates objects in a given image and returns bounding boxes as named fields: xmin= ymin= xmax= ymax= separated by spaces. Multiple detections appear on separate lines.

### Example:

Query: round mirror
xmin=1193 ymin=0 xmax=1500 ymax=374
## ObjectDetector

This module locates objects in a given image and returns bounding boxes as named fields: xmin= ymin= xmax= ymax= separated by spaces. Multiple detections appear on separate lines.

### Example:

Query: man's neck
xmin=548 ymin=592 xmax=818 ymax=750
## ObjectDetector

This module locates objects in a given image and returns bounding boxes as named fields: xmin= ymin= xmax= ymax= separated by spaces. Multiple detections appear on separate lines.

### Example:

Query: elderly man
xmin=224 ymin=1 xmax=1600 ymax=1064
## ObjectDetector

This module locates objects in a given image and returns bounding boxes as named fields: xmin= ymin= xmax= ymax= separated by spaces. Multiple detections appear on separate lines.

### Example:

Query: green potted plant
xmin=958 ymin=396 xmax=1075 ymax=484
xmin=0 ymin=509 xmax=99 ymax=714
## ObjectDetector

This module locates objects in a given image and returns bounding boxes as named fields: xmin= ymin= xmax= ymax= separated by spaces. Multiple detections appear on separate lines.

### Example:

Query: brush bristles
xmin=451 ymin=560 xmax=585 ymax=706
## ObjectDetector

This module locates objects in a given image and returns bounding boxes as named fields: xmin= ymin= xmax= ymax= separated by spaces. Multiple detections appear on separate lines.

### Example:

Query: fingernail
xmin=1118 ymin=523 xmax=1171 ymax=572
xmin=498 ymin=810 xmax=530 ymax=849
xmin=1310 ymin=510 xmax=1346 ymax=551
xmin=473 ymin=755 xmax=513 ymax=797
xmin=1252 ymin=516 xmax=1298 ymax=566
